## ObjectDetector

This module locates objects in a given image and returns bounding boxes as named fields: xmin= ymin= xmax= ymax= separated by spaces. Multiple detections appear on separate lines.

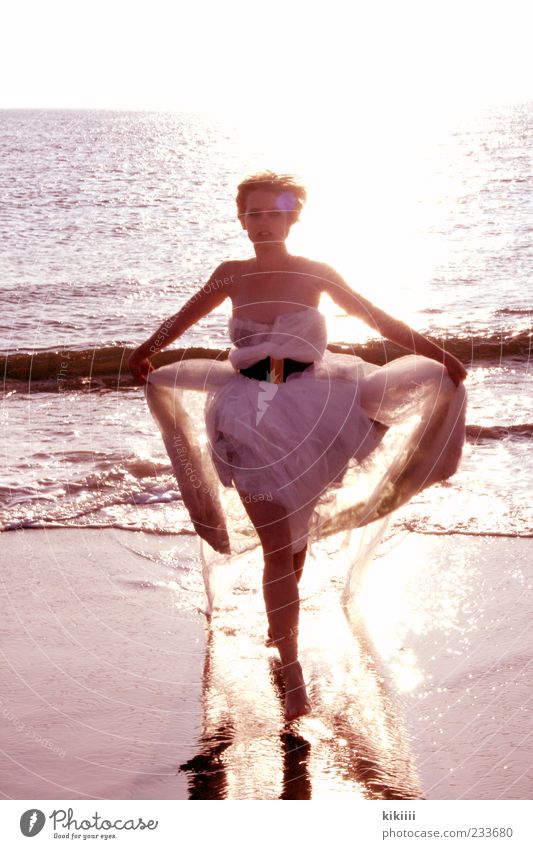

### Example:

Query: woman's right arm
xmin=129 ymin=263 xmax=234 ymax=383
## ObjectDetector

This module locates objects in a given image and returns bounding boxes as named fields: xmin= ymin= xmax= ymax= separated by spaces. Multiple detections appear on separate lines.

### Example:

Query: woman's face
xmin=240 ymin=188 xmax=293 ymax=245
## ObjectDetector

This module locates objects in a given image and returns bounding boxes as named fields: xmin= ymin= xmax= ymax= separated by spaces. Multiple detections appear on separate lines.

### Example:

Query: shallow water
xmin=2 ymin=361 xmax=531 ymax=537
xmin=176 ymin=534 xmax=532 ymax=800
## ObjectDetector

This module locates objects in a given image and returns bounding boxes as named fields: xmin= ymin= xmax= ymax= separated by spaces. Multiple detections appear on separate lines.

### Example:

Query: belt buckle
xmin=268 ymin=357 xmax=284 ymax=384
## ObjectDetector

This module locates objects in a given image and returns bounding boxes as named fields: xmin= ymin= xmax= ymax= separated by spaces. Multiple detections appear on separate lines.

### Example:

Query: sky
xmin=2 ymin=0 xmax=533 ymax=115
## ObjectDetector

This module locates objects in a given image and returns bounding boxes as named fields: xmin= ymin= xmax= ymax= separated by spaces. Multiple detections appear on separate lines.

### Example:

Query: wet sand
xmin=0 ymin=528 xmax=530 ymax=799
xmin=0 ymin=529 xmax=203 ymax=799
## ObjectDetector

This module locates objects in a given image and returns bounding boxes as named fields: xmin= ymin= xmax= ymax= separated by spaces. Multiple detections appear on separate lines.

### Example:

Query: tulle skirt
xmin=145 ymin=350 xmax=466 ymax=609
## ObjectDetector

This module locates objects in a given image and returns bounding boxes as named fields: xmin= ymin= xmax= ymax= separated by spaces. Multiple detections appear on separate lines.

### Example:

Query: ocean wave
xmin=396 ymin=524 xmax=533 ymax=539
xmin=3 ymin=517 xmax=531 ymax=539
xmin=466 ymin=424 xmax=533 ymax=441
xmin=1 ymin=345 xmax=224 ymax=388
xmin=2 ymin=424 xmax=530 ymax=535
xmin=1 ymin=520 xmax=195 ymax=535
xmin=0 ymin=485 xmax=187 ymax=533
xmin=2 ymin=331 xmax=531 ymax=388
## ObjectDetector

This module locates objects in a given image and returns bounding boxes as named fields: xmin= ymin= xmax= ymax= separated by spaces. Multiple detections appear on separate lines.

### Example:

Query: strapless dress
xmin=145 ymin=307 xmax=466 ymax=608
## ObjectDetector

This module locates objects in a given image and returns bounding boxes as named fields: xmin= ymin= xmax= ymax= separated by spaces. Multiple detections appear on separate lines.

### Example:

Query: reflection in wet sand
xmin=179 ymin=552 xmax=422 ymax=800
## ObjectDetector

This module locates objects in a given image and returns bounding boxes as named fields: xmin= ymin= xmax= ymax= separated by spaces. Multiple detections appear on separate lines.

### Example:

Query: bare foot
xmin=283 ymin=662 xmax=311 ymax=722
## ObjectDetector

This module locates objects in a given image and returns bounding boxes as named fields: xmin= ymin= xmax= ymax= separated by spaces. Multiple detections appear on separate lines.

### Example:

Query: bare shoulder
xmin=199 ymin=260 xmax=240 ymax=303
xmin=300 ymin=258 xmax=348 ymax=292
xmin=207 ymin=260 xmax=240 ymax=289
xmin=303 ymin=259 xmax=370 ymax=316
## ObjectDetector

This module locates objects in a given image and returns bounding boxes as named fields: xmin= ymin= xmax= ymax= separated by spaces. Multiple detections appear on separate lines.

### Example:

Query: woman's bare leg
xmin=266 ymin=545 xmax=307 ymax=644
xmin=293 ymin=545 xmax=307 ymax=585
xmin=239 ymin=495 xmax=311 ymax=721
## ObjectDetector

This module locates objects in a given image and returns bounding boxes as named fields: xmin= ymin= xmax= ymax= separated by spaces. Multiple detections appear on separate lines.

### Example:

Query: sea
xmin=1 ymin=106 xmax=532 ymax=802
xmin=1 ymin=106 xmax=531 ymax=539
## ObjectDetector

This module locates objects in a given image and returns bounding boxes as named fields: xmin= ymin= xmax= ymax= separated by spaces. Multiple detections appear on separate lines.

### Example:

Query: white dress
xmin=145 ymin=307 xmax=466 ymax=606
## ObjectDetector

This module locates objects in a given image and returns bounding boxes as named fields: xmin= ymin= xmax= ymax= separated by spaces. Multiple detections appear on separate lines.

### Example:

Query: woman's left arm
xmin=321 ymin=265 xmax=467 ymax=386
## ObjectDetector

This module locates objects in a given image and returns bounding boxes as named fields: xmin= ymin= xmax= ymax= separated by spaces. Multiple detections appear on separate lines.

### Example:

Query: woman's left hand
xmin=444 ymin=355 xmax=467 ymax=387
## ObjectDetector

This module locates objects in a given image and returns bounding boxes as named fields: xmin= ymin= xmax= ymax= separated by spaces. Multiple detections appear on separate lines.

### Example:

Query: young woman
xmin=130 ymin=172 xmax=467 ymax=722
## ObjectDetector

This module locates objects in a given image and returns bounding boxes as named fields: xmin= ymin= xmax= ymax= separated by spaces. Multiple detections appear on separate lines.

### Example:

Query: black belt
xmin=239 ymin=356 xmax=312 ymax=384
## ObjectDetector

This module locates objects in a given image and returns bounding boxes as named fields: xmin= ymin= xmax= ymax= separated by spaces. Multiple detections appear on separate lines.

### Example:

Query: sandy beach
xmin=0 ymin=529 xmax=203 ymax=800
xmin=1 ymin=527 xmax=530 ymax=800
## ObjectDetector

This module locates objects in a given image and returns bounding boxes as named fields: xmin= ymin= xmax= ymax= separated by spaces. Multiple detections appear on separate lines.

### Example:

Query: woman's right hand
xmin=128 ymin=350 xmax=153 ymax=384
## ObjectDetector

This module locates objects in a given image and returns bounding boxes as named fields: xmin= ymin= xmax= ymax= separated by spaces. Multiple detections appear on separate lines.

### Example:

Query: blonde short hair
xmin=236 ymin=171 xmax=307 ymax=224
